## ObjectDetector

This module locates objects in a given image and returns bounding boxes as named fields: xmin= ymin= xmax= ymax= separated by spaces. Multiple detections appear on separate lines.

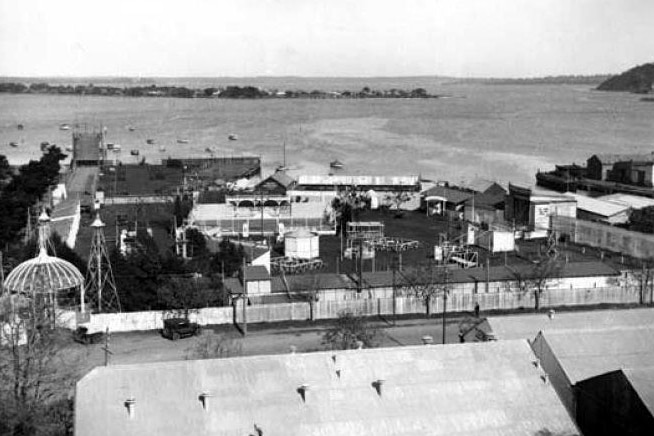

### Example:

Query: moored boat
xmin=330 ymin=159 xmax=344 ymax=169
xmin=59 ymin=124 xmax=70 ymax=131
xmin=131 ymin=149 xmax=140 ymax=156
xmin=9 ymin=141 xmax=18 ymax=147
xmin=177 ymin=139 xmax=189 ymax=144
xmin=228 ymin=134 xmax=238 ymax=141
xmin=146 ymin=139 xmax=155 ymax=144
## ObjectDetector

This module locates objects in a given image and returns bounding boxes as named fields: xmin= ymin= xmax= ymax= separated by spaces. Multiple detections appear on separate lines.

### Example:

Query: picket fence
xmin=71 ymin=285 xmax=646 ymax=333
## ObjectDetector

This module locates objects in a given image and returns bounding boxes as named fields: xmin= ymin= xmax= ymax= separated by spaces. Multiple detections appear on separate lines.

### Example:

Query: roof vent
xmin=532 ymin=359 xmax=541 ymax=369
xmin=331 ymin=354 xmax=337 ymax=363
xmin=372 ymin=379 xmax=386 ymax=397
xmin=336 ymin=369 xmax=341 ymax=379
xmin=548 ymin=309 xmax=555 ymax=320
xmin=124 ymin=398 xmax=136 ymax=418
xmin=541 ymin=374 xmax=549 ymax=385
xmin=198 ymin=392 xmax=213 ymax=411
xmin=355 ymin=340 xmax=364 ymax=350
xmin=421 ymin=335 xmax=434 ymax=345
xmin=290 ymin=345 xmax=297 ymax=354
xmin=297 ymin=383 xmax=310 ymax=402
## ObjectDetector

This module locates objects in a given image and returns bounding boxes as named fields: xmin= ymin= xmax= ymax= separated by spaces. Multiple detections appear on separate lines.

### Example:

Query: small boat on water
xmin=146 ymin=139 xmax=155 ymax=145
xmin=205 ymin=147 xmax=213 ymax=153
xmin=128 ymin=126 xmax=136 ymax=132
xmin=113 ymin=144 xmax=122 ymax=151
xmin=177 ymin=139 xmax=189 ymax=144
xmin=9 ymin=141 xmax=18 ymax=147
xmin=40 ymin=141 xmax=50 ymax=151
xmin=228 ymin=134 xmax=238 ymax=141
xmin=131 ymin=149 xmax=140 ymax=156
xmin=17 ymin=124 xmax=24 ymax=130
xmin=159 ymin=145 xmax=166 ymax=152
xmin=65 ymin=145 xmax=73 ymax=152
xmin=59 ymin=124 xmax=70 ymax=131
xmin=330 ymin=160 xmax=344 ymax=169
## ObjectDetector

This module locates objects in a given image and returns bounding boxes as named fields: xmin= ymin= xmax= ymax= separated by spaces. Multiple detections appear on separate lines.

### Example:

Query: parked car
xmin=73 ymin=326 xmax=104 ymax=345
xmin=161 ymin=318 xmax=201 ymax=340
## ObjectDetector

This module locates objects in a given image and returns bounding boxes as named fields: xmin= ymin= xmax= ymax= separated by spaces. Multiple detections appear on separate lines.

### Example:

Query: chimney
xmin=297 ymin=383 xmax=310 ymax=402
xmin=198 ymin=392 xmax=213 ymax=411
xmin=421 ymin=335 xmax=434 ymax=345
xmin=541 ymin=374 xmax=549 ymax=385
xmin=372 ymin=379 xmax=386 ymax=397
xmin=124 ymin=398 xmax=136 ymax=418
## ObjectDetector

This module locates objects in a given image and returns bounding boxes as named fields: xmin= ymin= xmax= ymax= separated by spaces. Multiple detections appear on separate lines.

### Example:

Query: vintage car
xmin=161 ymin=318 xmax=201 ymax=340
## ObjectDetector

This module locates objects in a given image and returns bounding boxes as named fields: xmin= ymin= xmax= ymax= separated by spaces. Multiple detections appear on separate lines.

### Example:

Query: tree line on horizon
xmin=0 ymin=82 xmax=437 ymax=99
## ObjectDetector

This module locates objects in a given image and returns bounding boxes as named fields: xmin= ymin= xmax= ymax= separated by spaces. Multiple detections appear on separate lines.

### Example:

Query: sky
xmin=0 ymin=0 xmax=652 ymax=78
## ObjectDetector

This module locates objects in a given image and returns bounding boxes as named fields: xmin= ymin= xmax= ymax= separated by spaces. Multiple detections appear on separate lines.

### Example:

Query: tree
xmin=403 ymin=263 xmax=448 ymax=317
xmin=509 ymin=258 xmax=562 ymax=310
xmin=111 ymin=232 xmax=163 ymax=311
xmin=322 ymin=310 xmax=381 ymax=350
xmin=289 ymin=272 xmax=323 ymax=322
xmin=157 ymin=277 xmax=223 ymax=319
xmin=385 ymin=191 xmax=412 ymax=217
xmin=0 ymin=295 xmax=84 ymax=435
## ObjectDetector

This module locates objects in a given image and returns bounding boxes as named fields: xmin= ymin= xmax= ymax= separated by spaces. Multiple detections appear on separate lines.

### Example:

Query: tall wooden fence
xmin=73 ymin=285 xmax=646 ymax=333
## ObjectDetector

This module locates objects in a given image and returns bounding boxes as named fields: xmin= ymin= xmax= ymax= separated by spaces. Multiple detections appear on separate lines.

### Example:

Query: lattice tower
xmin=85 ymin=214 xmax=121 ymax=313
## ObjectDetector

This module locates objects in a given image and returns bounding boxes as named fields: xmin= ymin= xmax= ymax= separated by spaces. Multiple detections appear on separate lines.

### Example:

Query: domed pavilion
xmin=2 ymin=211 xmax=84 ymax=325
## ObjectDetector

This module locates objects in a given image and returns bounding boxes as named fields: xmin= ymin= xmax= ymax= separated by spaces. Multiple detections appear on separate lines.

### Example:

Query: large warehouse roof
xmin=533 ymin=326 xmax=654 ymax=385
xmin=488 ymin=307 xmax=654 ymax=340
xmin=75 ymin=341 xmax=578 ymax=436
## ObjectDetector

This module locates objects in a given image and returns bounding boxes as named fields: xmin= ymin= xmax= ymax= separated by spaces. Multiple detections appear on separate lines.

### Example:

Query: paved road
xmin=79 ymin=315 xmax=485 ymax=370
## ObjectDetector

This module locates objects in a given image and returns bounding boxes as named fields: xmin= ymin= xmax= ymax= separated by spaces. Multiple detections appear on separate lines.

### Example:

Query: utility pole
xmin=102 ymin=327 xmax=113 ymax=366
xmin=441 ymin=267 xmax=450 ymax=345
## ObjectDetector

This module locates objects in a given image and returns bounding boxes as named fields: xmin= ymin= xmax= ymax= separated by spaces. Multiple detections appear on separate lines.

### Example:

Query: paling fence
xmin=552 ymin=215 xmax=654 ymax=259
xmin=69 ymin=285 xmax=646 ymax=333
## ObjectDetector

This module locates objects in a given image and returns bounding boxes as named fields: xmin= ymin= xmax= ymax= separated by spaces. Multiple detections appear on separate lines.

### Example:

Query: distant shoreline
xmin=0 ymin=82 xmax=439 ymax=100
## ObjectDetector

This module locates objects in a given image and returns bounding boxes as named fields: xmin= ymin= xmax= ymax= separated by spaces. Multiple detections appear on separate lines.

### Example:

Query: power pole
xmin=442 ymin=266 xmax=450 ymax=345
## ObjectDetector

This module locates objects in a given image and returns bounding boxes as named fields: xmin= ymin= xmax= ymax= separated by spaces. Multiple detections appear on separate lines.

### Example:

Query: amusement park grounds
xmin=317 ymin=209 xmax=637 ymax=274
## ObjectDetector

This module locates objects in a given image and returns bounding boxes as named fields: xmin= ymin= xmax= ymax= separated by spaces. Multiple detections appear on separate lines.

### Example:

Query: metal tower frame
xmin=85 ymin=214 xmax=121 ymax=313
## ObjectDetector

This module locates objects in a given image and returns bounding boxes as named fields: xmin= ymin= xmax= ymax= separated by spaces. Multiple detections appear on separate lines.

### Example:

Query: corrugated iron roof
xmin=75 ymin=341 xmax=578 ymax=436
xmin=622 ymin=367 xmax=654 ymax=415
xmin=489 ymin=307 xmax=654 ymax=341
xmin=600 ymin=193 xmax=654 ymax=210
xmin=563 ymin=192 xmax=629 ymax=218
xmin=536 ymin=327 xmax=654 ymax=385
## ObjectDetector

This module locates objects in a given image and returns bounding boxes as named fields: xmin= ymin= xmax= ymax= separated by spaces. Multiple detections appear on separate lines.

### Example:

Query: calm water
xmin=1 ymin=81 xmax=652 ymax=186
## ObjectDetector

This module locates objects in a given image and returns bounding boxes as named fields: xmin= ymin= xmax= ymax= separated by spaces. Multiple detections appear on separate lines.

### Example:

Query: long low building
xmin=563 ymin=192 xmax=631 ymax=224
xmin=224 ymin=261 xmax=621 ymax=302
xmin=75 ymin=341 xmax=580 ymax=436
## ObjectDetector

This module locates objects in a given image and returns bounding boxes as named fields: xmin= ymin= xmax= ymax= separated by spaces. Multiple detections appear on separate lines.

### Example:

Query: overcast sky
xmin=0 ymin=0 xmax=652 ymax=78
